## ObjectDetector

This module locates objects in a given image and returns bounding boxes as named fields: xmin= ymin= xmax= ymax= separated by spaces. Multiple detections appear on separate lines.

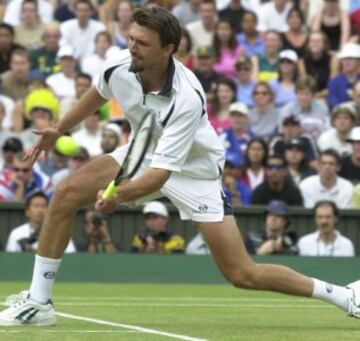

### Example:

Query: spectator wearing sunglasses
xmin=251 ymin=154 xmax=303 ymax=206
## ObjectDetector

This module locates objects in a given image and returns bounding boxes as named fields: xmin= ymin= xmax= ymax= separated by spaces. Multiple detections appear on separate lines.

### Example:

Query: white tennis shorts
xmin=110 ymin=145 xmax=228 ymax=222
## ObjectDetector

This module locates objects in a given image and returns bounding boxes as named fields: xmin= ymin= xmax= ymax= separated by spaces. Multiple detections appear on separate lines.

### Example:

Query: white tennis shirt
xmin=96 ymin=49 xmax=225 ymax=180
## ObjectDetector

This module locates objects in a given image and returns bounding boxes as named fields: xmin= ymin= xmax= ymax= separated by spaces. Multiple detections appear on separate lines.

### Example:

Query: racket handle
xmin=103 ymin=180 xmax=118 ymax=199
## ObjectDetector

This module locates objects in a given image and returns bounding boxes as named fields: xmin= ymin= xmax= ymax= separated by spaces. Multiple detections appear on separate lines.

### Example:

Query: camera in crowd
xmin=18 ymin=229 xmax=40 ymax=252
xmin=91 ymin=213 xmax=106 ymax=230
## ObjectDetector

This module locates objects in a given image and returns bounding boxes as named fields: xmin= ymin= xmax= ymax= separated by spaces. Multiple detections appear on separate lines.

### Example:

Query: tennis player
xmin=1 ymin=7 xmax=359 ymax=326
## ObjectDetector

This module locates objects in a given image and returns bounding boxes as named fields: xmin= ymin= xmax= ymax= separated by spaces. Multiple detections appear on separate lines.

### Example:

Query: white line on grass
xmin=0 ymin=330 xmax=138 ymax=334
xmin=57 ymin=311 xmax=207 ymax=341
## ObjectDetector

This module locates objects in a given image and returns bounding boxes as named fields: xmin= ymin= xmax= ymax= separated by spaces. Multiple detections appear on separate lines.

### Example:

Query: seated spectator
xmin=81 ymin=31 xmax=112 ymax=85
xmin=327 ymin=43 xmax=360 ymax=110
xmin=236 ymin=10 xmax=264 ymax=58
xmin=175 ymin=28 xmax=195 ymax=70
xmin=207 ymin=77 xmax=237 ymax=134
xmin=318 ymin=104 xmax=355 ymax=157
xmin=52 ymin=146 xmax=90 ymax=188
xmin=20 ymin=88 xmax=59 ymax=151
xmin=252 ymin=30 xmax=282 ymax=82
xmin=193 ymin=46 xmax=220 ymax=100
xmin=234 ymin=56 xmax=256 ymax=107
xmin=212 ymin=19 xmax=243 ymax=81
xmin=220 ymin=102 xmax=255 ymax=167
xmin=54 ymin=0 xmax=76 ymax=23
xmin=222 ymin=160 xmax=251 ymax=206
xmin=78 ymin=209 xmax=118 ymax=253
xmin=251 ymin=154 xmax=303 ymax=206
xmin=0 ymin=103 xmax=15 ymax=167
xmin=46 ymin=45 xmax=77 ymax=101
xmin=0 ymin=23 xmax=23 ymax=75
xmin=0 ymin=93 xmax=15 ymax=132
xmin=284 ymin=138 xmax=317 ymax=186
xmin=298 ymin=31 xmax=337 ymax=98
xmin=245 ymin=200 xmax=298 ymax=255
xmin=218 ymin=0 xmax=246 ymax=33
xmin=257 ymin=0 xmax=292 ymax=33
xmin=270 ymin=49 xmax=298 ymax=108
xmin=310 ymin=0 xmax=350 ymax=53
xmin=3 ymin=0 xmax=53 ymax=26
xmin=186 ymin=0 xmax=217 ymax=52
xmin=343 ymin=80 xmax=360 ymax=124
xmin=1 ymin=137 xmax=23 ymax=171
xmin=60 ymin=0 xmax=105 ymax=61
xmin=5 ymin=191 xmax=76 ymax=253
xmin=269 ymin=115 xmax=319 ymax=169
xmin=249 ymin=81 xmax=279 ymax=140
xmin=72 ymin=111 xmax=102 ymax=157
xmin=186 ymin=232 xmax=210 ymax=255
xmin=14 ymin=0 xmax=46 ymax=51
xmin=101 ymin=123 xmax=122 ymax=154
xmin=30 ymin=22 xmax=61 ymax=78
xmin=107 ymin=0 xmax=133 ymax=49
xmin=239 ymin=137 xmax=268 ymax=191
xmin=339 ymin=126 xmax=360 ymax=184
xmin=60 ymin=72 xmax=92 ymax=120
xmin=299 ymin=149 xmax=354 ymax=208
xmin=279 ymin=76 xmax=330 ymax=140
xmin=131 ymin=201 xmax=185 ymax=254
xmin=172 ymin=0 xmax=200 ymax=27
xmin=281 ymin=7 xmax=306 ymax=58
xmin=298 ymin=200 xmax=355 ymax=257
xmin=0 ymin=48 xmax=31 ymax=101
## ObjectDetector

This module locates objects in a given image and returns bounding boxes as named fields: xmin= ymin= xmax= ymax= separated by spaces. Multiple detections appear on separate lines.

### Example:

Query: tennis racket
xmin=102 ymin=111 xmax=155 ymax=199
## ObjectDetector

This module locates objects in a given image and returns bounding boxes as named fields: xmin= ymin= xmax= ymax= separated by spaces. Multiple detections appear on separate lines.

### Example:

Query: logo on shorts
xmin=198 ymin=204 xmax=208 ymax=213
xmin=326 ymin=283 xmax=333 ymax=293
xmin=44 ymin=271 xmax=56 ymax=280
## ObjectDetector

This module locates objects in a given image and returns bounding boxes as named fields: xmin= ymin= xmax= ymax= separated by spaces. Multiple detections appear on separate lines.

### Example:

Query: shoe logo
xmin=44 ymin=271 xmax=56 ymax=280
xmin=15 ymin=307 xmax=39 ymax=323
xmin=326 ymin=283 xmax=333 ymax=293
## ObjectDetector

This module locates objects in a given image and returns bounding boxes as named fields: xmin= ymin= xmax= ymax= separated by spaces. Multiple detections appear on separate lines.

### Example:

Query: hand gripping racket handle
xmin=103 ymin=180 xmax=118 ymax=199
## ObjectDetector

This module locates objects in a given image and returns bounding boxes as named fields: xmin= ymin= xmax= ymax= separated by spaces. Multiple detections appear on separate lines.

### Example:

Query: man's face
xmin=145 ymin=214 xmax=168 ymax=232
xmin=236 ymin=64 xmax=252 ymax=82
xmin=297 ymin=89 xmax=313 ymax=108
xmin=333 ymin=113 xmax=353 ymax=134
xmin=241 ymin=13 xmax=256 ymax=33
xmin=59 ymin=56 xmax=76 ymax=73
xmin=75 ymin=77 xmax=91 ymax=98
xmin=26 ymin=196 xmax=47 ymax=225
xmin=341 ymin=58 xmax=360 ymax=74
xmin=229 ymin=114 xmax=249 ymax=132
xmin=196 ymin=56 xmax=214 ymax=73
xmin=0 ymin=28 xmax=13 ymax=50
xmin=13 ymin=158 xmax=33 ymax=183
xmin=21 ymin=2 xmax=38 ymax=26
xmin=101 ymin=129 xmax=119 ymax=153
xmin=266 ymin=158 xmax=287 ymax=183
xmin=128 ymin=23 xmax=173 ymax=73
xmin=10 ymin=54 xmax=30 ymax=79
xmin=319 ymin=155 xmax=339 ymax=180
xmin=285 ymin=147 xmax=304 ymax=166
xmin=282 ymin=123 xmax=302 ymax=140
xmin=265 ymin=213 xmax=287 ymax=238
xmin=315 ymin=205 xmax=337 ymax=235
xmin=95 ymin=35 xmax=111 ymax=56
xmin=43 ymin=28 xmax=61 ymax=51
xmin=75 ymin=2 xmax=92 ymax=23
xmin=199 ymin=3 xmax=216 ymax=26
xmin=265 ymin=32 xmax=281 ymax=54
xmin=31 ymin=108 xmax=52 ymax=129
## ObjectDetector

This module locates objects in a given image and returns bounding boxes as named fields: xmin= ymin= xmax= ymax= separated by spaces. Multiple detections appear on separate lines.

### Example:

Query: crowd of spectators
xmin=1 ymin=0 xmax=360 ymax=255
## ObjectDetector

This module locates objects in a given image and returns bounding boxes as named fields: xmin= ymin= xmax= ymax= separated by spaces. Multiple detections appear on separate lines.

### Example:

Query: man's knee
xmin=226 ymin=266 xmax=261 ymax=290
xmin=53 ymin=177 xmax=84 ymax=208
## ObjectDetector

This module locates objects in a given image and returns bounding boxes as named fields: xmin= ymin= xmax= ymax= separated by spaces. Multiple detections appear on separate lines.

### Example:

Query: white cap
xmin=279 ymin=49 xmax=298 ymax=62
xmin=57 ymin=45 xmax=76 ymax=61
xmin=105 ymin=123 xmax=122 ymax=139
xmin=229 ymin=102 xmax=249 ymax=116
xmin=337 ymin=43 xmax=360 ymax=59
xmin=143 ymin=201 xmax=168 ymax=217
xmin=347 ymin=126 xmax=360 ymax=142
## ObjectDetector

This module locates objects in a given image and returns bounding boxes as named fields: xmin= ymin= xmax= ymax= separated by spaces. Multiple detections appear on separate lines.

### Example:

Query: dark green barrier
xmin=0 ymin=253 xmax=359 ymax=285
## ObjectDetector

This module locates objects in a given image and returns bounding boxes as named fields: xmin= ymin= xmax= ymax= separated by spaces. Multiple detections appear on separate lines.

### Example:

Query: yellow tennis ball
xmin=55 ymin=136 xmax=79 ymax=156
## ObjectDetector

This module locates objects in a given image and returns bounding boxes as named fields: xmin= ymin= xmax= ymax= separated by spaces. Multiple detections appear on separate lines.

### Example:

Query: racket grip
xmin=103 ymin=180 xmax=118 ymax=198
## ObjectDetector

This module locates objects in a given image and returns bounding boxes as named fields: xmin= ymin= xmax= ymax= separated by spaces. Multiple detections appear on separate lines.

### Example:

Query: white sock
xmin=311 ymin=278 xmax=352 ymax=311
xmin=29 ymin=255 xmax=62 ymax=304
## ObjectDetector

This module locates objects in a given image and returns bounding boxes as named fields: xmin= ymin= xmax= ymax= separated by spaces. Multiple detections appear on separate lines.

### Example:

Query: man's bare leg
xmin=198 ymin=216 xmax=352 ymax=310
xmin=29 ymin=155 xmax=120 ymax=303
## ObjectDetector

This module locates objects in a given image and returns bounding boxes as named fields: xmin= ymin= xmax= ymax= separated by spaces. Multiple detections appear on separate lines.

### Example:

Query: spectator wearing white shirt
xmin=72 ymin=111 xmax=102 ymax=157
xmin=60 ymin=0 xmax=105 ymax=61
xmin=6 ymin=191 xmax=76 ymax=253
xmin=256 ymin=0 xmax=292 ymax=33
xmin=298 ymin=200 xmax=355 ymax=257
xmin=81 ymin=31 xmax=111 ymax=85
xmin=3 ymin=0 xmax=53 ymax=26
xmin=186 ymin=232 xmax=210 ymax=255
xmin=46 ymin=45 xmax=77 ymax=101
xmin=186 ymin=0 xmax=217 ymax=52
xmin=317 ymin=104 xmax=355 ymax=157
xmin=299 ymin=149 xmax=354 ymax=208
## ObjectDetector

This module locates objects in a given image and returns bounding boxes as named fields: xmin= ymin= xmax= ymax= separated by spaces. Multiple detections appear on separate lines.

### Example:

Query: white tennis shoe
xmin=346 ymin=280 xmax=360 ymax=318
xmin=0 ymin=291 xmax=56 ymax=326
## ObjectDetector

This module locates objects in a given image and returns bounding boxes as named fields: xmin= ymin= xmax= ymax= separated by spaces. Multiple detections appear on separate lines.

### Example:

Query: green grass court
xmin=1 ymin=281 xmax=359 ymax=341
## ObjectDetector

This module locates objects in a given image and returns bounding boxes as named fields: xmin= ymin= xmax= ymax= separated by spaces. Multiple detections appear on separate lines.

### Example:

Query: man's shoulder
xmin=336 ymin=176 xmax=354 ymax=189
xmin=299 ymin=175 xmax=319 ymax=188
xmin=60 ymin=19 xmax=76 ymax=30
xmin=101 ymin=50 xmax=132 ymax=81
xmin=8 ymin=223 xmax=30 ymax=238
xmin=298 ymin=231 xmax=317 ymax=245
